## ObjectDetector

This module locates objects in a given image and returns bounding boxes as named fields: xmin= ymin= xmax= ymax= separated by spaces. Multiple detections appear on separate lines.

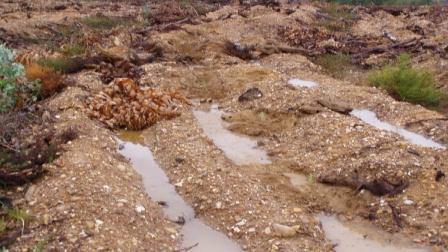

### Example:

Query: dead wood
xmin=0 ymin=166 xmax=45 ymax=187
xmin=134 ymin=18 xmax=194 ymax=35
xmin=318 ymin=174 xmax=408 ymax=197
xmin=388 ymin=202 xmax=403 ymax=228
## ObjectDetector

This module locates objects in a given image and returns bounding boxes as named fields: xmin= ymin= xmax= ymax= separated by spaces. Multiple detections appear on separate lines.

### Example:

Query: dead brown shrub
xmin=86 ymin=78 xmax=190 ymax=130
xmin=25 ymin=64 xmax=65 ymax=98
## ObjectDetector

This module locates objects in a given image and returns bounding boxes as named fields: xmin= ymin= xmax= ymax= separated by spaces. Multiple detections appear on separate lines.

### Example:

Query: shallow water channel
xmin=318 ymin=214 xmax=428 ymax=252
xmin=285 ymin=174 xmax=428 ymax=252
xmin=193 ymin=105 xmax=271 ymax=165
xmin=287 ymin=78 xmax=318 ymax=88
xmin=117 ymin=132 xmax=242 ymax=252
xmin=351 ymin=109 xmax=445 ymax=149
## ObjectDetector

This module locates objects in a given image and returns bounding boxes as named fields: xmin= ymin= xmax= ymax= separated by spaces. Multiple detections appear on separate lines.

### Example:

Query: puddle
xmin=318 ymin=214 xmax=428 ymax=252
xmin=284 ymin=173 xmax=308 ymax=188
xmin=193 ymin=105 xmax=271 ymax=165
xmin=117 ymin=132 xmax=242 ymax=252
xmin=288 ymin=78 xmax=318 ymax=88
xmin=350 ymin=109 xmax=445 ymax=149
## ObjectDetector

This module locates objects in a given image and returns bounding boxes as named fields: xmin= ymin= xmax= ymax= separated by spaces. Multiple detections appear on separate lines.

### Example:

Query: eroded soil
xmin=1 ymin=0 xmax=448 ymax=251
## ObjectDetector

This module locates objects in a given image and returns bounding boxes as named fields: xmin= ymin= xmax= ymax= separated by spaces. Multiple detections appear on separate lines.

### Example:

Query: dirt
xmin=1 ymin=0 xmax=448 ymax=251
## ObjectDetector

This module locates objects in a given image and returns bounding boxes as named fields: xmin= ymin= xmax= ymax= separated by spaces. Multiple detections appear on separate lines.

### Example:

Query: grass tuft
xmin=82 ymin=15 xmax=121 ymax=29
xmin=59 ymin=43 xmax=85 ymax=57
xmin=313 ymin=53 xmax=355 ymax=79
xmin=37 ymin=57 xmax=83 ymax=74
xmin=318 ymin=3 xmax=356 ymax=32
xmin=368 ymin=54 xmax=441 ymax=107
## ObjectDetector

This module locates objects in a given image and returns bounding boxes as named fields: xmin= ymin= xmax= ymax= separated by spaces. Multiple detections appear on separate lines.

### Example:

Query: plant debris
xmin=86 ymin=78 xmax=190 ymax=130
xmin=318 ymin=174 xmax=409 ymax=197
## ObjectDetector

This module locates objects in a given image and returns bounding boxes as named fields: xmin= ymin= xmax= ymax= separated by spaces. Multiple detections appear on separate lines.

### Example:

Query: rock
xmin=403 ymin=199 xmax=414 ymax=205
xmin=264 ymin=227 xmax=272 ymax=235
xmin=317 ymin=99 xmax=352 ymax=114
xmin=238 ymin=87 xmax=263 ymax=102
xmin=25 ymin=185 xmax=36 ymax=202
xmin=272 ymin=223 xmax=297 ymax=237
xmin=293 ymin=208 xmax=302 ymax=213
xmin=297 ymin=105 xmax=324 ymax=115
xmin=135 ymin=204 xmax=145 ymax=213
xmin=117 ymin=164 xmax=126 ymax=171
xmin=42 ymin=214 xmax=50 ymax=225
xmin=215 ymin=201 xmax=222 ymax=209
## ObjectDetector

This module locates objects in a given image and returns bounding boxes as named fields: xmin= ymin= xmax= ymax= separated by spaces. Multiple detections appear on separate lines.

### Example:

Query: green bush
xmin=0 ymin=44 xmax=40 ymax=113
xmin=0 ymin=44 xmax=24 ymax=112
xmin=368 ymin=54 xmax=441 ymax=107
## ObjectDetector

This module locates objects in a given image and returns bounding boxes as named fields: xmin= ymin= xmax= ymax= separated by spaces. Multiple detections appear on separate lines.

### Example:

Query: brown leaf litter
xmin=85 ymin=78 xmax=190 ymax=130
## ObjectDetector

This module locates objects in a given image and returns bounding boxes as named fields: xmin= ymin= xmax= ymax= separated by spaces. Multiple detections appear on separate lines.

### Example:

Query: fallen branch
xmin=318 ymin=174 xmax=408 ymax=197
xmin=0 ymin=166 xmax=45 ymax=186
xmin=388 ymin=202 xmax=403 ymax=228
xmin=134 ymin=17 xmax=193 ymax=35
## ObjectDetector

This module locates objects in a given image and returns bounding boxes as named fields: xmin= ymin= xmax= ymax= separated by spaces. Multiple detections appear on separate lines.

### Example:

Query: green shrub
xmin=368 ymin=54 xmax=441 ymax=107
xmin=0 ymin=45 xmax=24 ymax=112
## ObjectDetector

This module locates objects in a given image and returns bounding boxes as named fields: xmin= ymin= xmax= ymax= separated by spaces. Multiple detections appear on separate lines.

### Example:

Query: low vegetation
xmin=313 ymin=53 xmax=355 ymax=79
xmin=82 ymin=15 xmax=122 ymax=29
xmin=0 ymin=45 xmax=40 ymax=113
xmin=368 ymin=54 xmax=441 ymax=107
xmin=37 ymin=56 xmax=83 ymax=74
xmin=318 ymin=3 xmax=356 ymax=32
xmin=59 ymin=43 xmax=86 ymax=57
xmin=25 ymin=64 xmax=65 ymax=98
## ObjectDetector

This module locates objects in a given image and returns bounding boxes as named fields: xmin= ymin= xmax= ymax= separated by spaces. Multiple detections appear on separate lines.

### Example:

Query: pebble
xmin=272 ymin=223 xmax=296 ymax=237
xmin=135 ymin=204 xmax=146 ymax=213
xmin=403 ymin=199 xmax=414 ymax=205
xmin=264 ymin=227 xmax=272 ymax=235
xmin=117 ymin=164 xmax=126 ymax=171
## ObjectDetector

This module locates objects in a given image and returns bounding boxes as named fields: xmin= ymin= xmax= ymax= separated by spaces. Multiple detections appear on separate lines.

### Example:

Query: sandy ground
xmin=1 ymin=1 xmax=448 ymax=251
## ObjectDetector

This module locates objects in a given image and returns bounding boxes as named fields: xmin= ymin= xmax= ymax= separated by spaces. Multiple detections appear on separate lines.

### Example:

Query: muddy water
xmin=193 ymin=105 xmax=271 ymax=165
xmin=282 ymin=172 xmax=428 ymax=251
xmin=318 ymin=214 xmax=428 ymax=252
xmin=117 ymin=132 xmax=242 ymax=252
xmin=351 ymin=109 xmax=445 ymax=149
xmin=288 ymin=78 xmax=318 ymax=88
